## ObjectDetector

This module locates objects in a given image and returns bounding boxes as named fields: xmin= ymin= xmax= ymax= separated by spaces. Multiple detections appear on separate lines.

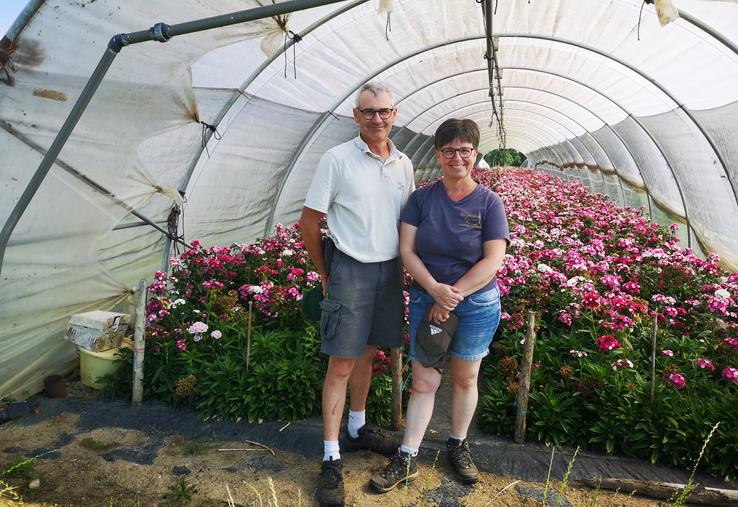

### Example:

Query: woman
xmin=370 ymin=119 xmax=509 ymax=492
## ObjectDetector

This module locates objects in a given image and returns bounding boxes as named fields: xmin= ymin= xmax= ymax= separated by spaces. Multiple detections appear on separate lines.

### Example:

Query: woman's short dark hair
xmin=434 ymin=119 xmax=480 ymax=149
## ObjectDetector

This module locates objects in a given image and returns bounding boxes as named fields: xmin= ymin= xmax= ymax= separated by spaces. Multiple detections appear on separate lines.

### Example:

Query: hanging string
xmin=637 ymin=0 xmax=651 ymax=41
xmin=200 ymin=121 xmax=222 ymax=158
xmin=385 ymin=12 xmax=392 ymax=41
xmin=283 ymin=30 xmax=302 ymax=78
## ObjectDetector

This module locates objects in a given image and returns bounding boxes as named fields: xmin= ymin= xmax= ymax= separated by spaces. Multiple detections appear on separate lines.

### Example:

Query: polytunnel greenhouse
xmin=2 ymin=0 xmax=738 ymax=504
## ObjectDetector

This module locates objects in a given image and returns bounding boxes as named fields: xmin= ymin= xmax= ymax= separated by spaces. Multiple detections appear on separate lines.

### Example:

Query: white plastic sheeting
xmin=2 ymin=0 xmax=738 ymax=398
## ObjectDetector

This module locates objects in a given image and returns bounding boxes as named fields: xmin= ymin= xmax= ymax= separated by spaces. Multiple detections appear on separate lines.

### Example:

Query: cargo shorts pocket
xmin=320 ymin=299 xmax=341 ymax=341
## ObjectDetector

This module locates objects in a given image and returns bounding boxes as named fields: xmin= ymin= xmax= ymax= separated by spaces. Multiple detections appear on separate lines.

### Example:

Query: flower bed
xmin=140 ymin=224 xmax=395 ymax=425
xmin=132 ymin=168 xmax=737 ymax=479
xmin=476 ymin=169 xmax=738 ymax=480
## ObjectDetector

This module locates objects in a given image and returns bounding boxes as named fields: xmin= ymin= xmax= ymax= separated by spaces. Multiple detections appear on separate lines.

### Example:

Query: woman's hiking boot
xmin=369 ymin=450 xmax=419 ymax=493
xmin=446 ymin=438 xmax=479 ymax=485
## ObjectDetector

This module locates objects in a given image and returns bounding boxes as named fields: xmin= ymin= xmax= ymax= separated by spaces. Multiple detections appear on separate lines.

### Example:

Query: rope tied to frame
xmin=283 ymin=30 xmax=302 ymax=78
xmin=379 ymin=0 xmax=393 ymax=41
xmin=200 ymin=121 xmax=222 ymax=158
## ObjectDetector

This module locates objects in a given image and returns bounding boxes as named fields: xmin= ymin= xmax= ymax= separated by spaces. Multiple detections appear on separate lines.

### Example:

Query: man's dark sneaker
xmin=446 ymin=438 xmax=479 ymax=485
xmin=317 ymin=458 xmax=344 ymax=507
xmin=342 ymin=424 xmax=400 ymax=456
xmin=369 ymin=450 xmax=419 ymax=493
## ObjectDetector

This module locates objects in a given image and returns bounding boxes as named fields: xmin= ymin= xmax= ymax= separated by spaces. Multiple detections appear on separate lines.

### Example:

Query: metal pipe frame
xmin=395 ymin=65 xmax=688 ymax=232
xmin=0 ymin=0 xmax=349 ymax=277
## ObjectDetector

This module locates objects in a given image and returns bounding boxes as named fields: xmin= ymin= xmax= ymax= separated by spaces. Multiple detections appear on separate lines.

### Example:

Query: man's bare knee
xmin=326 ymin=357 xmax=356 ymax=380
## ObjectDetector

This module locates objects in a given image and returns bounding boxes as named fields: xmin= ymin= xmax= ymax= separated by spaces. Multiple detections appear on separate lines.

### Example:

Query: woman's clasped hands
xmin=427 ymin=283 xmax=463 ymax=323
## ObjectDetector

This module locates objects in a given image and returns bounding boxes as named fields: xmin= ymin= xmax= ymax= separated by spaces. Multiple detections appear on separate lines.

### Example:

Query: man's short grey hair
xmin=354 ymin=82 xmax=395 ymax=108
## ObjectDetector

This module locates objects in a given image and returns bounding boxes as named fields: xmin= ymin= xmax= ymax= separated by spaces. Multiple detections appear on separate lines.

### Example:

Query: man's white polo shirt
xmin=304 ymin=136 xmax=415 ymax=263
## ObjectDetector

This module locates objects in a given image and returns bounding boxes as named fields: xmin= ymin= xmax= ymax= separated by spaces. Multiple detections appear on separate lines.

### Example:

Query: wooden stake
xmin=514 ymin=310 xmax=537 ymax=444
xmin=391 ymin=347 xmax=403 ymax=430
xmin=132 ymin=279 xmax=147 ymax=406
xmin=650 ymin=313 xmax=658 ymax=404
xmin=246 ymin=301 xmax=253 ymax=372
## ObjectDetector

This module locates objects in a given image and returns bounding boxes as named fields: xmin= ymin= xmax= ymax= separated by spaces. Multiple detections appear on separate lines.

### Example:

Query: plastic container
xmin=78 ymin=346 xmax=122 ymax=389
xmin=66 ymin=311 xmax=130 ymax=352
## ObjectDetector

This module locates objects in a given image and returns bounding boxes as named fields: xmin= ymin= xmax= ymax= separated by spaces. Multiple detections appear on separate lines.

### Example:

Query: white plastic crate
xmin=65 ymin=311 xmax=131 ymax=352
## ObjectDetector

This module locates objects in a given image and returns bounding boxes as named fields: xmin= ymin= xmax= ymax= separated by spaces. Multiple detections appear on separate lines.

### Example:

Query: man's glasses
xmin=358 ymin=108 xmax=395 ymax=120
xmin=439 ymin=147 xmax=474 ymax=159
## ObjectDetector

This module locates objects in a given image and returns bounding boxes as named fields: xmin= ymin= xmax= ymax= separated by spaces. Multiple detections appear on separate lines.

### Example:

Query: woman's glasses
xmin=439 ymin=147 xmax=474 ymax=159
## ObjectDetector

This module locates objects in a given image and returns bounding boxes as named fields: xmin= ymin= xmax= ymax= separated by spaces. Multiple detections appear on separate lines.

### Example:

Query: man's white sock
xmin=323 ymin=440 xmax=340 ymax=462
xmin=347 ymin=410 xmax=366 ymax=439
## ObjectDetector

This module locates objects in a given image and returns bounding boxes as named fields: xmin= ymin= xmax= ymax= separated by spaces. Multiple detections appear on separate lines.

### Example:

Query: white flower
xmin=249 ymin=285 xmax=264 ymax=294
xmin=282 ymin=249 xmax=294 ymax=257
xmin=537 ymin=263 xmax=553 ymax=273
xmin=188 ymin=321 xmax=208 ymax=334
xmin=566 ymin=276 xmax=585 ymax=287
xmin=211 ymin=330 xmax=222 ymax=340
xmin=715 ymin=288 xmax=731 ymax=301
xmin=171 ymin=298 xmax=186 ymax=308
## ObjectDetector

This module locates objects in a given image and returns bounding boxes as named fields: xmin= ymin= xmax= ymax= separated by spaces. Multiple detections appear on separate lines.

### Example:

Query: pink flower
xmin=202 ymin=279 xmax=224 ymax=290
xmin=175 ymin=339 xmax=187 ymax=351
xmin=582 ymin=292 xmax=600 ymax=309
xmin=597 ymin=335 xmax=621 ymax=351
xmin=667 ymin=373 xmax=686 ymax=389
xmin=211 ymin=330 xmax=222 ymax=339
xmin=306 ymin=271 xmax=321 ymax=282
xmin=725 ymin=337 xmax=738 ymax=348
xmin=569 ymin=349 xmax=588 ymax=358
xmin=154 ymin=271 xmax=168 ymax=280
xmin=723 ymin=366 xmax=738 ymax=382
xmin=557 ymin=311 xmax=572 ymax=326
xmin=661 ymin=349 xmax=674 ymax=357
xmin=695 ymin=358 xmax=715 ymax=371
xmin=169 ymin=257 xmax=183 ymax=267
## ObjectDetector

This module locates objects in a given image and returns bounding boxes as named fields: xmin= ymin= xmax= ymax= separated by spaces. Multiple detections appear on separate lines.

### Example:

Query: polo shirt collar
xmin=354 ymin=136 xmax=402 ymax=162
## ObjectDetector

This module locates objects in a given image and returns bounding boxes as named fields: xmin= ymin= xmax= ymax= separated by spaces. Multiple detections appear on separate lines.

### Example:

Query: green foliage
xmin=143 ymin=323 xmax=319 ymax=422
xmin=483 ymin=148 xmax=526 ymax=167
xmin=1 ymin=455 xmax=37 ymax=480
xmin=78 ymin=438 xmax=117 ymax=452
xmin=366 ymin=368 xmax=394 ymax=428
xmin=98 ymin=347 xmax=134 ymax=400
xmin=167 ymin=477 xmax=197 ymax=503
xmin=182 ymin=441 xmax=209 ymax=456
xmin=479 ymin=327 xmax=738 ymax=479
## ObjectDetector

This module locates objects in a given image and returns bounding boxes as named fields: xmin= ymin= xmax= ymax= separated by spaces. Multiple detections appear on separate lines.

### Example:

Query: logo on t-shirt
xmin=460 ymin=213 xmax=482 ymax=229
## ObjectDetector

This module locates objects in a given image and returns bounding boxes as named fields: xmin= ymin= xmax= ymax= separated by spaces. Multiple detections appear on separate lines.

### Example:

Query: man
xmin=299 ymin=82 xmax=415 ymax=507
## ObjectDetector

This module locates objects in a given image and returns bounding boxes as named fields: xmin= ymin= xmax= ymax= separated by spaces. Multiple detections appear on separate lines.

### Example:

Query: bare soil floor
xmin=0 ymin=382 xmax=667 ymax=507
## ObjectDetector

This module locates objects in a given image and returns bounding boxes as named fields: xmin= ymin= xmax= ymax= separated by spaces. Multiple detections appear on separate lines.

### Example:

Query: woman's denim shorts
xmin=408 ymin=285 xmax=501 ymax=362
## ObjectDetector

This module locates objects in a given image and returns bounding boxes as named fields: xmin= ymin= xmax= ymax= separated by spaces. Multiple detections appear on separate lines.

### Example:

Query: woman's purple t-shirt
xmin=400 ymin=180 xmax=510 ymax=294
